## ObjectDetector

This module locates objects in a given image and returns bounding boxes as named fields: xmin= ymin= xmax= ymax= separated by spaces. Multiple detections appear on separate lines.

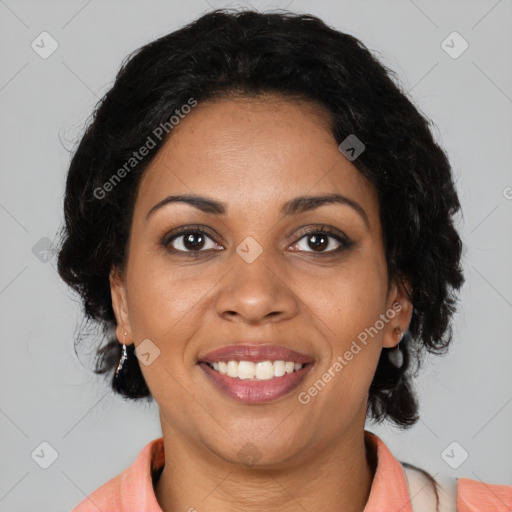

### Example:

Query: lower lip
xmin=198 ymin=362 xmax=313 ymax=403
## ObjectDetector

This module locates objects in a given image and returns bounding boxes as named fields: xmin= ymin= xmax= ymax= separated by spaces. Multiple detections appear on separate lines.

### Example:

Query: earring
xmin=114 ymin=332 xmax=128 ymax=380
xmin=388 ymin=327 xmax=404 ymax=368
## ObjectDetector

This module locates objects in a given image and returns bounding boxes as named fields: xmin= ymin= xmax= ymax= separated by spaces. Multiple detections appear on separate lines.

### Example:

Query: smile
xmin=205 ymin=360 xmax=305 ymax=380
xmin=199 ymin=360 xmax=313 ymax=403
xmin=197 ymin=343 xmax=314 ymax=403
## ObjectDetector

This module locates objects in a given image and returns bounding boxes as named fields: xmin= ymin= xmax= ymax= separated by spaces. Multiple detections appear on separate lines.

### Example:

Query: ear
xmin=109 ymin=266 xmax=133 ymax=345
xmin=382 ymin=276 xmax=413 ymax=349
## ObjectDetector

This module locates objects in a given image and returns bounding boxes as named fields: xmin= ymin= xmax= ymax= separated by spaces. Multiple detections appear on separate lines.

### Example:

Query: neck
xmin=154 ymin=423 xmax=376 ymax=512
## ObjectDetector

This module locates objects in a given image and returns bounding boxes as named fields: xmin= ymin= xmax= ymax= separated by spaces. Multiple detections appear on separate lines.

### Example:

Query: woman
xmin=57 ymin=9 xmax=511 ymax=512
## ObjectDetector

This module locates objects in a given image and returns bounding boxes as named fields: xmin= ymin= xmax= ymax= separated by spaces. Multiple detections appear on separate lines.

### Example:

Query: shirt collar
xmin=124 ymin=430 xmax=412 ymax=511
xmin=363 ymin=430 xmax=413 ymax=512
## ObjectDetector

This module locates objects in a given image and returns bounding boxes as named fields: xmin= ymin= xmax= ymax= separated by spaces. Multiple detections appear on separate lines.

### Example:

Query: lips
xmin=198 ymin=344 xmax=314 ymax=365
xmin=197 ymin=344 xmax=314 ymax=403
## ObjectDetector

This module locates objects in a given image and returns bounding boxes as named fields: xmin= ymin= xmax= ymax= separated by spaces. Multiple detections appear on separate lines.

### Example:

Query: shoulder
xmin=70 ymin=437 xmax=164 ymax=512
xmin=457 ymin=477 xmax=512 ymax=512
xmin=402 ymin=464 xmax=512 ymax=512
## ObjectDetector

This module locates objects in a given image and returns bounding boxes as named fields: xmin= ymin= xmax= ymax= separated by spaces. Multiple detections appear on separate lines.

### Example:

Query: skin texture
xmin=110 ymin=95 xmax=413 ymax=512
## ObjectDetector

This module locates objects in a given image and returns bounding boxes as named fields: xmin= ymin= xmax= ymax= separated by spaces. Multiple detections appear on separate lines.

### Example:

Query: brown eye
xmin=290 ymin=227 xmax=352 ymax=254
xmin=182 ymin=232 xmax=206 ymax=251
xmin=306 ymin=233 xmax=330 ymax=251
xmin=163 ymin=228 xmax=223 ymax=254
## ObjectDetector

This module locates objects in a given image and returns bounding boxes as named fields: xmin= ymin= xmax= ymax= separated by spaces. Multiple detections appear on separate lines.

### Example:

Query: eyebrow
xmin=146 ymin=193 xmax=370 ymax=229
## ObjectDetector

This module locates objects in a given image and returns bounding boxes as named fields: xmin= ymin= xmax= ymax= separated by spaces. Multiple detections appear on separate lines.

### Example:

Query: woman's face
xmin=111 ymin=95 xmax=411 ymax=467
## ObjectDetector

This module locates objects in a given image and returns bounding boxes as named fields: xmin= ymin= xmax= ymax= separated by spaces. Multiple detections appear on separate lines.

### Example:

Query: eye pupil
xmin=184 ymin=233 xmax=205 ymax=250
xmin=308 ymin=233 xmax=328 ymax=251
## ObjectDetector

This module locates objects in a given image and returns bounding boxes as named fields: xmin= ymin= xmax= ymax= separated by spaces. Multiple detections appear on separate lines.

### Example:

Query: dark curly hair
xmin=57 ymin=9 xmax=464 ymax=428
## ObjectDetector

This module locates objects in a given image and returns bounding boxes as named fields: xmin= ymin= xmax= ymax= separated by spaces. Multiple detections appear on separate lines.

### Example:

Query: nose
xmin=215 ymin=249 xmax=299 ymax=325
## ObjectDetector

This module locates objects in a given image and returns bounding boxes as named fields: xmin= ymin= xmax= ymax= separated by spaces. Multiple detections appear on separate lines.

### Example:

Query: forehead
xmin=134 ymin=96 xmax=378 ymax=221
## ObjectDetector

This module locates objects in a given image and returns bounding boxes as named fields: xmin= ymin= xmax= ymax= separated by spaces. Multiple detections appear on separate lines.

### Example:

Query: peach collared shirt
xmin=71 ymin=431 xmax=512 ymax=511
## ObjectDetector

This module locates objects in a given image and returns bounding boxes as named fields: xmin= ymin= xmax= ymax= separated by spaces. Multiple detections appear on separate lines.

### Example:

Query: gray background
xmin=0 ymin=0 xmax=511 ymax=510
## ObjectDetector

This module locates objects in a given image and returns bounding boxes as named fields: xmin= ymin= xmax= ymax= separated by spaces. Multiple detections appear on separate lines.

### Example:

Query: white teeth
xmin=255 ymin=361 xmax=274 ymax=380
xmin=285 ymin=361 xmax=295 ymax=374
xmin=237 ymin=361 xmax=255 ymax=380
xmin=207 ymin=360 xmax=306 ymax=380
xmin=273 ymin=360 xmax=286 ymax=377
xmin=226 ymin=360 xmax=238 ymax=378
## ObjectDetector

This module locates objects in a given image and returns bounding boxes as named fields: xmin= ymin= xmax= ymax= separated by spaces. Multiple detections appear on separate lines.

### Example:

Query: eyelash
xmin=160 ymin=224 xmax=353 ymax=257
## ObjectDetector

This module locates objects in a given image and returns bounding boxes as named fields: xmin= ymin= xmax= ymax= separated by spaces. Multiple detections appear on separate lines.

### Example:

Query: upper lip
xmin=198 ymin=344 xmax=314 ymax=364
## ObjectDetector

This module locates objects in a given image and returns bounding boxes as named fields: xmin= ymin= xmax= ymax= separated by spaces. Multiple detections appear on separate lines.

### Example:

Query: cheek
xmin=124 ymin=259 xmax=211 ymax=402
xmin=304 ymin=274 xmax=385 ymax=424
xmin=303 ymin=251 xmax=387 ymax=391
xmin=306 ymin=258 xmax=387 ymax=341
xmin=125 ymin=249 xmax=213 ymax=336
